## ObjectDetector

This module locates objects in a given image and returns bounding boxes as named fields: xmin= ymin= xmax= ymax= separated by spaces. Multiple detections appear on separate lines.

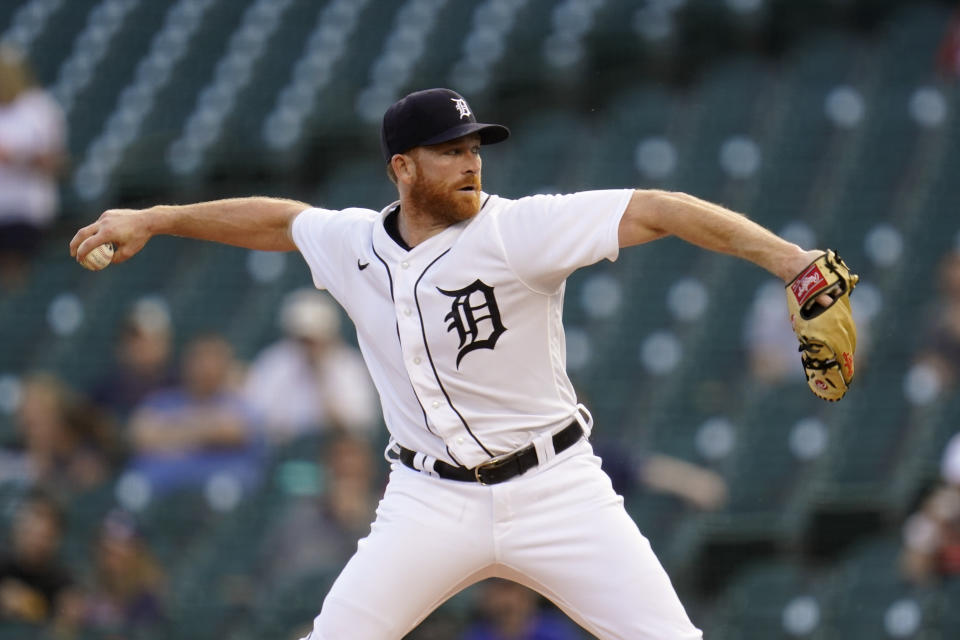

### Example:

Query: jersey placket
xmin=391 ymin=249 xmax=489 ymax=467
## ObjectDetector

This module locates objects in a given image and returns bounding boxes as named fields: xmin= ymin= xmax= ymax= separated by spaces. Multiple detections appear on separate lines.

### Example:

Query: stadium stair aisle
xmin=205 ymin=0 xmax=323 ymax=178
xmin=58 ymin=0 xmax=169 ymax=166
xmin=18 ymin=0 xmax=97 ymax=83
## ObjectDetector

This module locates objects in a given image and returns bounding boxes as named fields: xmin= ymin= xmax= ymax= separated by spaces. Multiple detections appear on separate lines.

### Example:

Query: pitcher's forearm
xmin=620 ymin=190 xmax=816 ymax=281
xmin=658 ymin=191 xmax=809 ymax=280
xmin=146 ymin=197 xmax=308 ymax=250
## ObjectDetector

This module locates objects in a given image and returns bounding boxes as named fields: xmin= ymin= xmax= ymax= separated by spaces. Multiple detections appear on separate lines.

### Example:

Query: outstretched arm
xmin=69 ymin=196 xmax=310 ymax=264
xmin=618 ymin=189 xmax=819 ymax=281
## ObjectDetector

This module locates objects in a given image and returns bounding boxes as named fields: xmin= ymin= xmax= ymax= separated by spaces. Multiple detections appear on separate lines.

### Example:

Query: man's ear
xmin=393 ymin=153 xmax=416 ymax=184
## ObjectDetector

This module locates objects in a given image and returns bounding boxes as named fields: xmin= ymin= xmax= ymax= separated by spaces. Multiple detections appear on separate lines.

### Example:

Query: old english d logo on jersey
xmin=437 ymin=279 xmax=506 ymax=367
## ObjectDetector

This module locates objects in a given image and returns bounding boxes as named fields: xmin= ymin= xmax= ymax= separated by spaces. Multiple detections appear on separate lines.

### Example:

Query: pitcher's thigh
xmin=505 ymin=461 xmax=702 ymax=639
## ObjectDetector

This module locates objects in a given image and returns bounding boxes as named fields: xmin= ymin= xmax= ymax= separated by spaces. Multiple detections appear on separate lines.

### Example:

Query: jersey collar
xmin=373 ymin=193 xmax=492 ymax=262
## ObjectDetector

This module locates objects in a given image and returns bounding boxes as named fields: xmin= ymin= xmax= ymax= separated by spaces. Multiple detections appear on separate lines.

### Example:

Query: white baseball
xmin=80 ymin=243 xmax=115 ymax=271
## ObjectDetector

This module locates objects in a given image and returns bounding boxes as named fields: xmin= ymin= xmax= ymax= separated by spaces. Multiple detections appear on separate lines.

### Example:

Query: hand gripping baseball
xmin=785 ymin=249 xmax=859 ymax=401
xmin=70 ymin=208 xmax=153 ymax=267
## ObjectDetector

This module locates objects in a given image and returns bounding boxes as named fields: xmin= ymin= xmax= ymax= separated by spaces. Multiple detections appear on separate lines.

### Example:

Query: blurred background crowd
xmin=1 ymin=0 xmax=959 ymax=638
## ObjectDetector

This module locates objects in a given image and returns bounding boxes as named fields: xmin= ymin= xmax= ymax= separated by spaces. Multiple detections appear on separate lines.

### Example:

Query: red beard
xmin=408 ymin=172 xmax=482 ymax=225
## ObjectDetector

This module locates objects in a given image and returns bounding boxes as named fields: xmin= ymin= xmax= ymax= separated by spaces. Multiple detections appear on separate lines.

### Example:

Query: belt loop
xmin=414 ymin=452 xmax=441 ymax=478
xmin=574 ymin=403 xmax=593 ymax=438
xmin=412 ymin=452 xmax=427 ymax=473
xmin=384 ymin=440 xmax=401 ymax=465
xmin=532 ymin=433 xmax=554 ymax=467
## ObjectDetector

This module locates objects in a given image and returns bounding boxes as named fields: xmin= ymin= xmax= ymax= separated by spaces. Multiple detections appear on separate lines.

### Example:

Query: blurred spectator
xmin=575 ymin=385 xmax=727 ymax=511
xmin=258 ymin=434 xmax=379 ymax=586
xmin=913 ymin=251 xmax=960 ymax=389
xmin=0 ymin=44 xmax=66 ymax=290
xmin=901 ymin=431 xmax=960 ymax=584
xmin=244 ymin=288 xmax=378 ymax=444
xmin=943 ymin=431 xmax=960 ymax=492
xmin=0 ymin=372 xmax=117 ymax=498
xmin=596 ymin=442 xmax=727 ymax=511
xmin=82 ymin=509 xmax=167 ymax=636
xmin=461 ymin=579 xmax=579 ymax=640
xmin=742 ymin=280 xmax=805 ymax=387
xmin=90 ymin=297 xmax=176 ymax=424
xmin=127 ymin=333 xmax=264 ymax=495
xmin=899 ymin=252 xmax=960 ymax=581
xmin=0 ymin=492 xmax=83 ymax=634
xmin=938 ymin=8 xmax=960 ymax=78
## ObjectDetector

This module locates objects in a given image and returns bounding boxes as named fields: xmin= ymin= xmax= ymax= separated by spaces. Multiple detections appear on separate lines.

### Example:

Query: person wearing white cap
xmin=243 ymin=288 xmax=378 ymax=444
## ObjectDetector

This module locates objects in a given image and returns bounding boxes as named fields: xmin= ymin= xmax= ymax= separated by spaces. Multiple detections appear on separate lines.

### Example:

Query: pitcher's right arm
xmin=70 ymin=196 xmax=310 ymax=264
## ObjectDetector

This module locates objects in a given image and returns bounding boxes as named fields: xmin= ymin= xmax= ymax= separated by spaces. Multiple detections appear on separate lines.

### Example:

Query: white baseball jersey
xmin=291 ymin=189 xmax=632 ymax=468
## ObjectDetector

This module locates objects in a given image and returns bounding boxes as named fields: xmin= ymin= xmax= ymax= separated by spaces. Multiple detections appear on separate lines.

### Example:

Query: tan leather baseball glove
xmin=785 ymin=250 xmax=859 ymax=401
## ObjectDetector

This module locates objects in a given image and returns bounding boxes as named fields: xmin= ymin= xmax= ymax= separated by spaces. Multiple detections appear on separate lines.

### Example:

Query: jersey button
xmin=456 ymin=437 xmax=465 ymax=445
xmin=431 ymin=401 xmax=440 ymax=409
xmin=403 ymin=308 xmax=412 ymax=316
xmin=413 ymin=357 xmax=421 ymax=365
xmin=401 ymin=261 xmax=409 ymax=269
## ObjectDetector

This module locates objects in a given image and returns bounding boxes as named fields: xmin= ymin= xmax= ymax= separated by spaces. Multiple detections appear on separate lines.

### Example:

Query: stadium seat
xmin=819 ymin=534 xmax=938 ymax=639
xmin=251 ymin=567 xmax=338 ymax=638
xmin=707 ymin=559 xmax=823 ymax=640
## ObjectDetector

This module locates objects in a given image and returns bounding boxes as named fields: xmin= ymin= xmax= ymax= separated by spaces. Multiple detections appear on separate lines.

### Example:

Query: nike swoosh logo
xmin=358 ymin=259 xmax=369 ymax=271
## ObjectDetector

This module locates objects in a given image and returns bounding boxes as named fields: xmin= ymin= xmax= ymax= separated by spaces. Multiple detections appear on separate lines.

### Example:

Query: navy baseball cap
xmin=380 ymin=88 xmax=510 ymax=164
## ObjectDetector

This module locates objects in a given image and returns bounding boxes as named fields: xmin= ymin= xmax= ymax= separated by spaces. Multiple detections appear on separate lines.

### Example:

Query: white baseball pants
xmin=299 ymin=441 xmax=703 ymax=639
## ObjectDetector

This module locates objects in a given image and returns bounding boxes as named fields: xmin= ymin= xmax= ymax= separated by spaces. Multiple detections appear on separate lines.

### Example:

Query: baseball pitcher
xmin=71 ymin=88 xmax=856 ymax=639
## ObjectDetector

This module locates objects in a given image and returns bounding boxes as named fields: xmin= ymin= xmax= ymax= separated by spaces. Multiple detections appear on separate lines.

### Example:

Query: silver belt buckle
xmin=473 ymin=450 xmax=519 ymax=485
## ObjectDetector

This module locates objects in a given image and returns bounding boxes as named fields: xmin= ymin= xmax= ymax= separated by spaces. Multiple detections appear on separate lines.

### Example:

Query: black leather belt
xmin=397 ymin=420 xmax=584 ymax=485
